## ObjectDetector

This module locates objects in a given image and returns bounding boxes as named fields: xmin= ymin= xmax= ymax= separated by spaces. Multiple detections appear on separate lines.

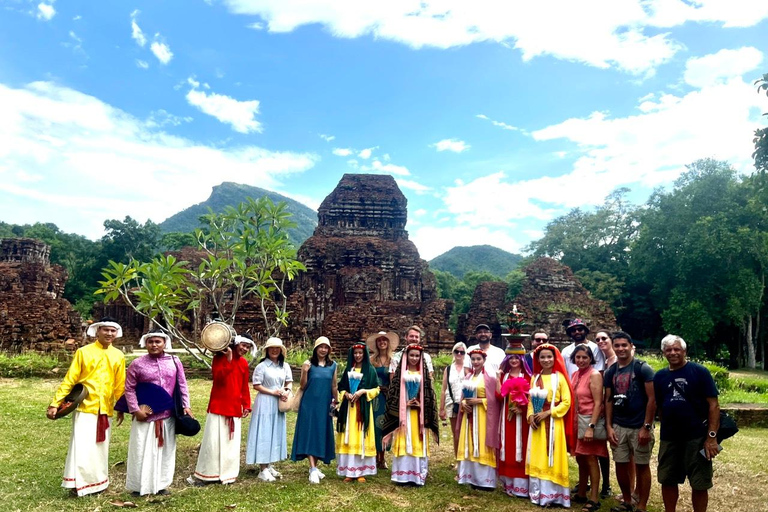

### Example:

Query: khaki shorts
xmin=657 ymin=438 xmax=713 ymax=491
xmin=610 ymin=424 xmax=654 ymax=464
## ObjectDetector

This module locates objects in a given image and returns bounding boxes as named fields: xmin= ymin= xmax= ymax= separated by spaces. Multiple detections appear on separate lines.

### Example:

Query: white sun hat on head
xmin=234 ymin=334 xmax=258 ymax=358
xmin=86 ymin=318 xmax=123 ymax=338
xmin=139 ymin=330 xmax=172 ymax=349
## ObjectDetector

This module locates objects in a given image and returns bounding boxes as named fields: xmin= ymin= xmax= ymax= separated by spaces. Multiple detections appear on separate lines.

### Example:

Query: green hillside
xmin=158 ymin=182 xmax=317 ymax=247
xmin=428 ymin=244 xmax=522 ymax=277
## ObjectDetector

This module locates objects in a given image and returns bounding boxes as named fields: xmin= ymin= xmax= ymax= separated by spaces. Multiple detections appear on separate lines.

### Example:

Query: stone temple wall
xmin=0 ymin=238 xmax=82 ymax=350
xmin=285 ymin=174 xmax=454 ymax=354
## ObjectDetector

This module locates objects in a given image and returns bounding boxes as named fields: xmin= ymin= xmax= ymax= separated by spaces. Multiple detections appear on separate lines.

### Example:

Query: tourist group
xmin=47 ymin=317 xmax=722 ymax=512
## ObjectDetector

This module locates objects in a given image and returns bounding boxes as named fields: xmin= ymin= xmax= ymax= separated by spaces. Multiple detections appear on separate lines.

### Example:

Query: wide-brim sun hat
xmin=262 ymin=337 xmax=286 ymax=358
xmin=365 ymin=331 xmax=399 ymax=353
xmin=564 ymin=318 xmax=590 ymax=335
xmin=313 ymin=336 xmax=331 ymax=351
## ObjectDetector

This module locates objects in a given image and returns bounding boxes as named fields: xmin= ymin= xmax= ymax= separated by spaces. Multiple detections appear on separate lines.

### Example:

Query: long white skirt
xmin=391 ymin=455 xmax=428 ymax=486
xmin=126 ymin=417 xmax=176 ymax=495
xmin=194 ymin=413 xmax=241 ymax=484
xmin=457 ymin=460 xmax=497 ymax=489
xmin=500 ymin=475 xmax=529 ymax=497
xmin=529 ymin=476 xmax=571 ymax=507
xmin=62 ymin=411 xmax=110 ymax=496
xmin=336 ymin=454 xmax=377 ymax=478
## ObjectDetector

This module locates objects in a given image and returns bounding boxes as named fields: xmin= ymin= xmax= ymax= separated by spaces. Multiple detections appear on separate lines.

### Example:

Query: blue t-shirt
xmin=604 ymin=359 xmax=655 ymax=428
xmin=654 ymin=361 xmax=718 ymax=441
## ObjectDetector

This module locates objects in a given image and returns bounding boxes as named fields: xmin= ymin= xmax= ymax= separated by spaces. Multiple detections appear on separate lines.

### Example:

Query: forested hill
xmin=159 ymin=182 xmax=318 ymax=246
xmin=428 ymin=245 xmax=522 ymax=277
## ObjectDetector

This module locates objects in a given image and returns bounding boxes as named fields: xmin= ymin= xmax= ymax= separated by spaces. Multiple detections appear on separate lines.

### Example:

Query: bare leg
xmin=661 ymin=484 xmax=679 ymax=512
xmin=635 ymin=463 xmax=651 ymax=510
xmin=629 ymin=454 xmax=637 ymax=499
xmin=599 ymin=455 xmax=611 ymax=493
xmin=586 ymin=456 xmax=601 ymax=503
xmin=308 ymin=455 xmax=317 ymax=469
xmin=691 ymin=489 xmax=709 ymax=512
xmin=450 ymin=416 xmax=459 ymax=456
xmin=615 ymin=462 xmax=633 ymax=504
xmin=576 ymin=455 xmax=589 ymax=499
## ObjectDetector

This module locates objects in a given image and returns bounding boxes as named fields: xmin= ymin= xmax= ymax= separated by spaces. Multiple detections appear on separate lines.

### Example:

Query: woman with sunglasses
xmin=439 ymin=342 xmax=468 ymax=456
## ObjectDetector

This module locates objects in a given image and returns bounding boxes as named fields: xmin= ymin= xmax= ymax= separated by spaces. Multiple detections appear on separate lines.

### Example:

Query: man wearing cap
xmin=188 ymin=334 xmax=254 ymax=486
xmin=389 ymin=325 xmax=434 ymax=381
xmin=463 ymin=324 xmax=506 ymax=373
xmin=561 ymin=318 xmax=606 ymax=379
xmin=46 ymin=316 xmax=126 ymax=497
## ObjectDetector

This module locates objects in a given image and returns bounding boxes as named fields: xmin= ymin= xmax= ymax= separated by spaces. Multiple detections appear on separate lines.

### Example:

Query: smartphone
xmin=699 ymin=444 xmax=723 ymax=458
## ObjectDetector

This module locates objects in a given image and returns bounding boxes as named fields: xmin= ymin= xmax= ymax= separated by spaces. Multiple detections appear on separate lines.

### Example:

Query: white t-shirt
xmin=463 ymin=343 xmax=506 ymax=373
xmin=561 ymin=340 xmax=606 ymax=379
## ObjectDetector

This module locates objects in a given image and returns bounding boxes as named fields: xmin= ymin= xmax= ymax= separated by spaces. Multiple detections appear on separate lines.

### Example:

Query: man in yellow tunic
xmin=46 ymin=317 xmax=126 ymax=496
xmin=336 ymin=344 xmax=380 ymax=482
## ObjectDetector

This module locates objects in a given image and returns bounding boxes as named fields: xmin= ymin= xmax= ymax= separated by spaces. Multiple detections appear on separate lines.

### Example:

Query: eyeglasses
xmin=571 ymin=327 xmax=586 ymax=333
xmin=595 ymin=336 xmax=610 ymax=341
xmin=533 ymin=337 xmax=548 ymax=342
xmin=454 ymin=350 xmax=465 ymax=355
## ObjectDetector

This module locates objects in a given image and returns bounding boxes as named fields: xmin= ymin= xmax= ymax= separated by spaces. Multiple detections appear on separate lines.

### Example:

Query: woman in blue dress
xmin=366 ymin=331 xmax=399 ymax=469
xmin=291 ymin=336 xmax=338 ymax=484
xmin=246 ymin=337 xmax=292 ymax=482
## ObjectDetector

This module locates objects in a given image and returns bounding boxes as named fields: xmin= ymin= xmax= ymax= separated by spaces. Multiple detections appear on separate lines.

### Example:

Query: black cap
xmin=474 ymin=324 xmax=491 ymax=333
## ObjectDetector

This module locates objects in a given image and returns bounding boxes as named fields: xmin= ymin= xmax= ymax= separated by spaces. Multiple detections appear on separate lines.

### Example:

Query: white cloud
xmin=136 ymin=59 xmax=149 ymax=69
xmin=0 ymin=81 xmax=317 ymax=238
xmin=476 ymin=114 xmax=521 ymax=132
xmin=412 ymin=225 xmax=523 ymax=260
xmin=357 ymin=146 xmax=377 ymax=159
xmin=73 ymin=15 xmax=81 ymax=21
xmin=360 ymin=159 xmax=411 ymax=176
xmin=395 ymin=178 xmax=430 ymax=194
xmin=319 ymin=133 xmax=335 ymax=142
xmin=684 ymin=47 xmax=764 ymax=88
xmin=332 ymin=147 xmax=352 ymax=156
xmin=130 ymin=11 xmax=147 ymax=47
xmin=150 ymin=40 xmax=173 ymax=65
xmin=185 ymin=84 xmax=262 ymax=133
xmin=431 ymin=138 xmax=470 ymax=153
xmin=145 ymin=109 xmax=192 ymax=128
xmin=37 ymin=3 xmax=55 ymax=21
xmin=218 ymin=0 xmax=768 ymax=74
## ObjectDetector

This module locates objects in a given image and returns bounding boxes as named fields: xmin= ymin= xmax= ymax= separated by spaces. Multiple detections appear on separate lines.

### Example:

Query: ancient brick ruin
xmin=0 ymin=238 xmax=82 ymax=350
xmin=458 ymin=257 xmax=617 ymax=347
xmin=285 ymin=174 xmax=454 ymax=353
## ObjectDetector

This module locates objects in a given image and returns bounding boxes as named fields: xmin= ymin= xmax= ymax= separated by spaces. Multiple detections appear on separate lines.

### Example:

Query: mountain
xmin=428 ymin=245 xmax=523 ymax=278
xmin=158 ymin=182 xmax=318 ymax=247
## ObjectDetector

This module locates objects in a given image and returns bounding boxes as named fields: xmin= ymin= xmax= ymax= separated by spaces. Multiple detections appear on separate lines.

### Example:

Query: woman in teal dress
xmin=366 ymin=331 xmax=399 ymax=469
xmin=291 ymin=336 xmax=338 ymax=484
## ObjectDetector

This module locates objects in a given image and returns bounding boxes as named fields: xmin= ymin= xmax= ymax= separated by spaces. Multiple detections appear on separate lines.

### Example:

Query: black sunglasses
xmin=453 ymin=350 xmax=465 ymax=355
xmin=595 ymin=336 xmax=610 ymax=341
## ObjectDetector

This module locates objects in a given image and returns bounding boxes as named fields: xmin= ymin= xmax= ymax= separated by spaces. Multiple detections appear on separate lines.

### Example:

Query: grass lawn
xmin=1 ymin=377 xmax=765 ymax=512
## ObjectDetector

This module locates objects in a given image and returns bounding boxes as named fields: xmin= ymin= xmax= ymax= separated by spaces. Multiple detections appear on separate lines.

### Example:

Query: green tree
xmin=101 ymin=216 xmax=161 ymax=263
xmin=755 ymin=73 xmax=768 ymax=173
xmin=97 ymin=197 xmax=305 ymax=366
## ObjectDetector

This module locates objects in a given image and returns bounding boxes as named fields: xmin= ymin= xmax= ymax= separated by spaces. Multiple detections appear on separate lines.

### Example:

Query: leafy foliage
xmin=429 ymin=244 xmax=522 ymax=278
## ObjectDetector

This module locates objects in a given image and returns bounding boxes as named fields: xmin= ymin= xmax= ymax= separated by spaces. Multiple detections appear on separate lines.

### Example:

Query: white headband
xmin=86 ymin=321 xmax=123 ymax=338
xmin=139 ymin=332 xmax=172 ymax=350
xmin=234 ymin=335 xmax=258 ymax=358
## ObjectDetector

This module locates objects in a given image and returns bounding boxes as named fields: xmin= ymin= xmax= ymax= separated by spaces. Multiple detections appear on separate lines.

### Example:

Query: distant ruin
xmin=0 ymin=238 xmax=82 ymax=350
xmin=285 ymin=174 xmax=454 ymax=353
xmin=458 ymin=257 xmax=618 ymax=347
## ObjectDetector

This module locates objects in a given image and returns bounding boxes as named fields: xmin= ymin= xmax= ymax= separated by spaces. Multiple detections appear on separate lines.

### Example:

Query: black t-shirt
xmin=604 ymin=359 xmax=655 ymax=428
xmin=654 ymin=361 xmax=719 ymax=441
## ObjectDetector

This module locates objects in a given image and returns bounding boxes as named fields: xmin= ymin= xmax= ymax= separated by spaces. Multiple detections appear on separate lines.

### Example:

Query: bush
xmin=0 ymin=352 xmax=64 ymax=378
xmin=732 ymin=375 xmax=768 ymax=393
xmin=634 ymin=354 xmax=730 ymax=390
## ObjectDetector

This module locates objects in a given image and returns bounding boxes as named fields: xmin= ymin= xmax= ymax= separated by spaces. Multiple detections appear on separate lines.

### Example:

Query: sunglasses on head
xmin=454 ymin=350 xmax=465 ymax=355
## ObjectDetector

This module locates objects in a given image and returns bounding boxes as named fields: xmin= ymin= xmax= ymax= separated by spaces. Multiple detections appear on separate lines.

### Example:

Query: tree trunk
xmin=746 ymin=316 xmax=756 ymax=369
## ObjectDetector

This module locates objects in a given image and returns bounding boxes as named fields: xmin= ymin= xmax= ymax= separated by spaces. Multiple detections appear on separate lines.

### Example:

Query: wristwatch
xmin=708 ymin=430 xmax=717 ymax=438
xmin=588 ymin=423 xmax=596 ymax=429
xmin=644 ymin=423 xmax=653 ymax=430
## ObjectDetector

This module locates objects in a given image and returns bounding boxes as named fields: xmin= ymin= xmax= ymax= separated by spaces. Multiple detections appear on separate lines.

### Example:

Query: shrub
xmin=732 ymin=375 xmax=768 ymax=393
xmin=634 ymin=355 xmax=730 ymax=390
xmin=0 ymin=352 xmax=63 ymax=378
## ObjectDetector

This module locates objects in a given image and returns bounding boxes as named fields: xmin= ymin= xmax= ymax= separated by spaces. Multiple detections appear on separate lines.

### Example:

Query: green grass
xmin=2 ymin=377 xmax=767 ymax=512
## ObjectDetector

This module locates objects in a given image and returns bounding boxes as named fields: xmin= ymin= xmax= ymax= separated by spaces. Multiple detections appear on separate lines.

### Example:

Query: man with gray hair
xmin=653 ymin=335 xmax=720 ymax=512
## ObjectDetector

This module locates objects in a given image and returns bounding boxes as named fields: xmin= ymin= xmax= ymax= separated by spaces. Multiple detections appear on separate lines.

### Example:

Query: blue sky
xmin=1 ymin=1 xmax=767 ymax=260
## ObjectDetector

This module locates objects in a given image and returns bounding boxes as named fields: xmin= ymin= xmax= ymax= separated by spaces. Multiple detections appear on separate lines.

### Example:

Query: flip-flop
xmin=610 ymin=503 xmax=636 ymax=512
xmin=581 ymin=500 xmax=600 ymax=512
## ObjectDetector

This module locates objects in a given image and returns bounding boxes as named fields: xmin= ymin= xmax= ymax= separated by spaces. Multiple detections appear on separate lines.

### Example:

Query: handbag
xmin=278 ymin=388 xmax=302 ymax=413
xmin=672 ymin=381 xmax=738 ymax=442
xmin=172 ymin=357 xmax=201 ymax=437
xmin=577 ymin=414 xmax=607 ymax=440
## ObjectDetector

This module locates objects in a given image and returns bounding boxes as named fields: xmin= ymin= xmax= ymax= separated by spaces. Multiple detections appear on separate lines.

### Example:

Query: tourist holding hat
xmin=187 ymin=334 xmax=254 ymax=486
xmin=123 ymin=329 xmax=191 ymax=496
xmin=367 ymin=330 xmax=398 ymax=469
xmin=246 ymin=337 xmax=293 ymax=482
xmin=291 ymin=336 xmax=338 ymax=484
xmin=464 ymin=324 xmax=506 ymax=373
xmin=46 ymin=316 xmax=126 ymax=497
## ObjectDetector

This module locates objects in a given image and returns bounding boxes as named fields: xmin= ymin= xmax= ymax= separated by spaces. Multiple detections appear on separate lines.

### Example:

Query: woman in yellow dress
xmin=456 ymin=348 xmax=501 ymax=490
xmin=526 ymin=343 xmax=575 ymax=507
xmin=381 ymin=343 xmax=439 ymax=486
xmin=336 ymin=344 xmax=380 ymax=482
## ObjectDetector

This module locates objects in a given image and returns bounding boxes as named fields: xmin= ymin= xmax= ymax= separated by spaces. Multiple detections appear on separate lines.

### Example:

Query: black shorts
xmin=657 ymin=438 xmax=713 ymax=490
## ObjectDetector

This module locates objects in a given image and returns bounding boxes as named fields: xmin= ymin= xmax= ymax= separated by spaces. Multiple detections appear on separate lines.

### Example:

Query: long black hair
xmin=311 ymin=344 xmax=334 ymax=367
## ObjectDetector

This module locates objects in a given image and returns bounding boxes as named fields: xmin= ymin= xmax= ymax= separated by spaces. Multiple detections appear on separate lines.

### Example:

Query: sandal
xmin=610 ymin=503 xmax=635 ymax=512
xmin=582 ymin=500 xmax=600 ymax=512
xmin=573 ymin=495 xmax=589 ymax=504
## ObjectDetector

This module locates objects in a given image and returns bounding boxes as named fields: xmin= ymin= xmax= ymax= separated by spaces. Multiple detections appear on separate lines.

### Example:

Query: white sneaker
xmin=316 ymin=468 xmax=325 ymax=479
xmin=258 ymin=469 xmax=276 ymax=482
xmin=308 ymin=469 xmax=320 ymax=484
xmin=267 ymin=466 xmax=282 ymax=479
